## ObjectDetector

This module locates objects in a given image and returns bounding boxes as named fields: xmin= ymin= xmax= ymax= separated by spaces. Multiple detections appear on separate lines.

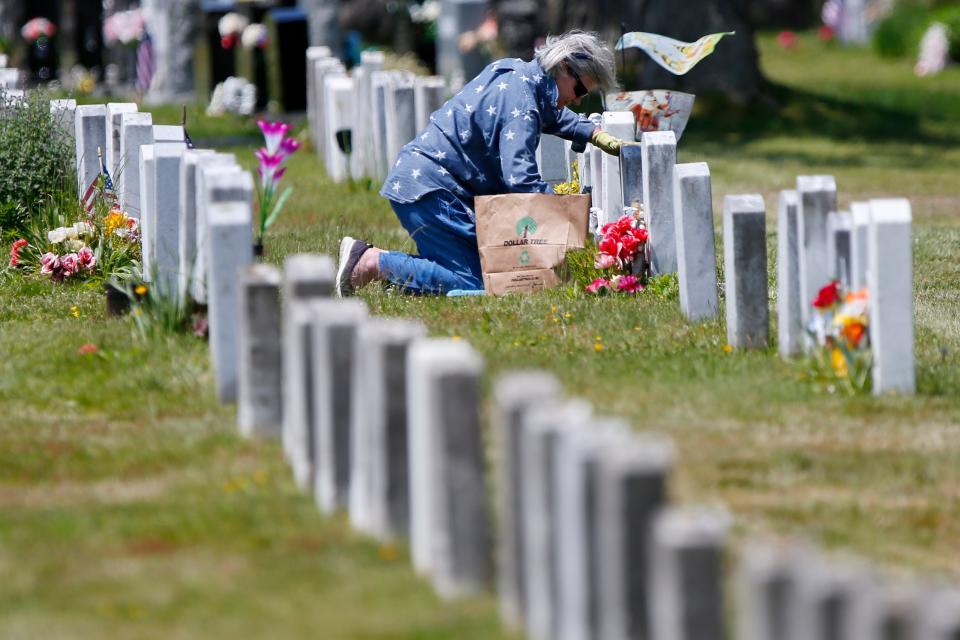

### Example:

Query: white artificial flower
xmin=218 ymin=12 xmax=248 ymax=37
xmin=241 ymin=23 xmax=268 ymax=49
xmin=66 ymin=239 xmax=85 ymax=252
xmin=73 ymin=221 xmax=95 ymax=237
xmin=47 ymin=227 xmax=67 ymax=244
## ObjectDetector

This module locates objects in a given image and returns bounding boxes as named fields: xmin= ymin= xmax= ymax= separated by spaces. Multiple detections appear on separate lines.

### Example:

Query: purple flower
xmin=279 ymin=137 xmax=301 ymax=159
xmin=257 ymin=120 xmax=290 ymax=155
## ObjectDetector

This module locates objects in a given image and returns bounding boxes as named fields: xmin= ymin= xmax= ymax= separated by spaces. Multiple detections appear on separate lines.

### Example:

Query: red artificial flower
xmin=614 ymin=215 xmax=634 ymax=234
xmin=812 ymin=280 xmax=840 ymax=309
xmin=777 ymin=30 xmax=797 ymax=49
xmin=818 ymin=25 xmax=834 ymax=42
xmin=619 ymin=233 xmax=641 ymax=261
xmin=8 ymin=238 xmax=27 ymax=266
xmin=633 ymin=227 xmax=649 ymax=243
xmin=598 ymin=235 xmax=620 ymax=258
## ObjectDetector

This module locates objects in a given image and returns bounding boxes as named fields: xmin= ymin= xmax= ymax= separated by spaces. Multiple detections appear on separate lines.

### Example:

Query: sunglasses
xmin=566 ymin=63 xmax=589 ymax=98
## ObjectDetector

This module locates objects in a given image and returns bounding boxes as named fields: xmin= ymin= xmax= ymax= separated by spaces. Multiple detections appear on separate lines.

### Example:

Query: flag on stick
xmin=615 ymin=31 xmax=734 ymax=76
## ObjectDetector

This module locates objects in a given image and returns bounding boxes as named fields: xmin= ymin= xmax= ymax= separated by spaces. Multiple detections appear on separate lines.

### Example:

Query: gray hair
xmin=534 ymin=30 xmax=617 ymax=94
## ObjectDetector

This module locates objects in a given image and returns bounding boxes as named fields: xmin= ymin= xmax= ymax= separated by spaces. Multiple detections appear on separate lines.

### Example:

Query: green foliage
xmin=932 ymin=4 xmax=960 ymax=61
xmin=871 ymin=2 xmax=942 ymax=58
xmin=0 ymin=89 xmax=74 ymax=235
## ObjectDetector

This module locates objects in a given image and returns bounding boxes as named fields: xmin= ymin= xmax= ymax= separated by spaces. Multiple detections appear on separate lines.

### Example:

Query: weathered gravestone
xmin=207 ymin=199 xmax=254 ymax=403
xmin=138 ymin=145 xmax=156 ymax=280
xmin=118 ymin=112 xmax=154 ymax=217
xmin=281 ymin=254 xmax=336 ymax=490
xmin=796 ymin=175 xmax=837 ymax=341
xmin=521 ymin=400 xmax=592 ymax=640
xmin=620 ymin=143 xmax=643 ymax=213
xmin=358 ymin=51 xmax=386 ymax=179
xmin=50 ymin=99 xmax=77 ymax=151
xmin=777 ymin=190 xmax=803 ymax=358
xmin=555 ymin=419 xmax=631 ymax=640
xmin=650 ymin=507 xmax=731 ymax=640
xmin=850 ymin=580 xmax=922 ymax=640
xmin=642 ymin=130 xmax=679 ymax=275
xmin=104 ymin=102 xmax=138 ymax=180
xmin=414 ymin=75 xmax=447 ymax=133
xmin=310 ymin=57 xmax=346 ymax=162
xmin=178 ymin=149 xmax=216 ymax=300
xmin=826 ymin=210 xmax=853 ymax=289
xmin=407 ymin=338 xmax=482 ymax=575
xmin=788 ymin=553 xmax=868 ymax=640
xmin=597 ymin=435 xmax=674 ymax=640
xmin=492 ymin=371 xmax=561 ymax=628
xmin=153 ymin=141 xmax=189 ymax=298
xmin=738 ymin=540 xmax=801 ymax=640
xmin=849 ymin=201 xmax=871 ymax=292
xmin=75 ymin=105 xmax=107 ymax=197
xmin=238 ymin=263 xmax=284 ymax=438
xmin=600 ymin=112 xmax=635 ymax=228
xmin=673 ymin=162 xmax=718 ymax=322
xmin=192 ymin=159 xmax=246 ymax=304
xmin=305 ymin=46 xmax=333 ymax=151
xmin=310 ymin=298 xmax=368 ymax=514
xmin=918 ymin=589 xmax=960 ymax=640
xmin=422 ymin=339 xmax=489 ymax=599
xmin=323 ymin=74 xmax=359 ymax=183
xmin=723 ymin=194 xmax=769 ymax=349
xmin=385 ymin=73 xmax=417 ymax=177
xmin=350 ymin=318 xmax=426 ymax=540
xmin=868 ymin=199 xmax=915 ymax=395
xmin=537 ymin=133 xmax=569 ymax=188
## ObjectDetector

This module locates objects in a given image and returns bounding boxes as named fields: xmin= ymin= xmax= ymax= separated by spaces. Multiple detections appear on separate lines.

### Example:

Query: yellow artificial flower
xmin=70 ymin=305 xmax=80 ymax=318
xmin=134 ymin=284 xmax=148 ymax=296
xmin=831 ymin=347 xmax=849 ymax=378
xmin=594 ymin=342 xmax=604 ymax=352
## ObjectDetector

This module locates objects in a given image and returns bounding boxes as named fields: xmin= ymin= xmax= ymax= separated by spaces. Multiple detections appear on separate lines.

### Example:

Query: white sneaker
xmin=335 ymin=236 xmax=371 ymax=297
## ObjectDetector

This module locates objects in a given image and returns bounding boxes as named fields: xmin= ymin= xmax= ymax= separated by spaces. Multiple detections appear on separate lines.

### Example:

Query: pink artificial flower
xmin=279 ymin=137 xmax=301 ymax=159
xmin=60 ymin=253 xmax=79 ymax=277
xmin=585 ymin=278 xmax=611 ymax=294
xmin=594 ymin=252 xmax=618 ymax=270
xmin=257 ymin=120 xmax=290 ymax=155
xmin=620 ymin=233 xmax=641 ymax=261
xmin=77 ymin=246 xmax=96 ymax=270
xmin=40 ymin=252 xmax=59 ymax=274
xmin=616 ymin=275 xmax=644 ymax=293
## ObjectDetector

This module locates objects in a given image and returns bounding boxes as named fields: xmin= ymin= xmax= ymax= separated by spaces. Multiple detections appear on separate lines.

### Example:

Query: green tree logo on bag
xmin=516 ymin=216 xmax=538 ymax=237
xmin=519 ymin=249 xmax=531 ymax=265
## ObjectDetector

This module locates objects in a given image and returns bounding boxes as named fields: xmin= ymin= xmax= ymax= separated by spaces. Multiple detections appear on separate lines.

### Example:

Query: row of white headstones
xmin=305 ymin=46 xmax=916 ymax=397
xmin=234 ymin=255 xmax=958 ymax=640
xmin=52 ymin=98 xmax=255 ymax=324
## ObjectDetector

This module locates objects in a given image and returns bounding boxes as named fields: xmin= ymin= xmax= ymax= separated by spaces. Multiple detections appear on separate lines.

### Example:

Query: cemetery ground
xmin=1 ymin=32 xmax=959 ymax=636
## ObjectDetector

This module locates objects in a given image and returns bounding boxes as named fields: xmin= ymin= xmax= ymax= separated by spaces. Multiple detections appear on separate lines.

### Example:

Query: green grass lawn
xmin=2 ymin=31 xmax=960 ymax=637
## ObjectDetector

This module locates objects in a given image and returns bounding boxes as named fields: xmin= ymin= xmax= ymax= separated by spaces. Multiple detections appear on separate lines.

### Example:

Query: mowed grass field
xmin=1 ymin=31 xmax=959 ymax=637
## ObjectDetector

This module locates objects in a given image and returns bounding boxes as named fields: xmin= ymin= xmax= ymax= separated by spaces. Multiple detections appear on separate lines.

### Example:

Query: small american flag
xmin=136 ymin=30 xmax=155 ymax=94
xmin=81 ymin=154 xmax=117 ymax=213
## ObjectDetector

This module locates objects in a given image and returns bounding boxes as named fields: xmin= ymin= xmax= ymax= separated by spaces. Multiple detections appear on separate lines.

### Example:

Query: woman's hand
xmin=590 ymin=129 xmax=623 ymax=156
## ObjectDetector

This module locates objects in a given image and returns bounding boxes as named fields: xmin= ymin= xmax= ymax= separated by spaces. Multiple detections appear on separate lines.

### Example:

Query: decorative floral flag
xmin=615 ymin=31 xmax=735 ymax=75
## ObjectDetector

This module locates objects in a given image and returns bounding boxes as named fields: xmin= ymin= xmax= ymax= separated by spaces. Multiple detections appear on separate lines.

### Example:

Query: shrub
xmin=0 ymin=89 xmax=74 ymax=236
xmin=871 ymin=3 xmax=931 ymax=58
xmin=931 ymin=4 xmax=960 ymax=61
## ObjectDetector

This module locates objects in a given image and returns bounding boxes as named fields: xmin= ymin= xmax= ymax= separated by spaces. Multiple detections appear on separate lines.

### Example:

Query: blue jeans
xmin=379 ymin=190 xmax=484 ymax=294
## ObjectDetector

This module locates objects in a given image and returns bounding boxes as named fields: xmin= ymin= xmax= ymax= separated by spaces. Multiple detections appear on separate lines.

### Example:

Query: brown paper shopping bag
xmin=475 ymin=193 xmax=590 ymax=295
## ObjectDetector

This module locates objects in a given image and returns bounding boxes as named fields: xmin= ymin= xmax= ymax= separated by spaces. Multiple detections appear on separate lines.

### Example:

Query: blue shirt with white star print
xmin=380 ymin=58 xmax=596 ymax=209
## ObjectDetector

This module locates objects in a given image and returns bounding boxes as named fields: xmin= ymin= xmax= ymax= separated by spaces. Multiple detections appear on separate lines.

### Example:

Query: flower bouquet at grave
xmin=584 ymin=209 xmax=649 ymax=295
xmin=9 ymin=176 xmax=140 ymax=283
xmin=102 ymin=9 xmax=145 ymax=47
xmin=553 ymin=159 xmax=580 ymax=195
xmin=21 ymin=17 xmax=56 ymax=43
xmin=254 ymin=120 xmax=301 ymax=251
xmin=218 ymin=12 xmax=249 ymax=50
xmin=807 ymin=280 xmax=872 ymax=392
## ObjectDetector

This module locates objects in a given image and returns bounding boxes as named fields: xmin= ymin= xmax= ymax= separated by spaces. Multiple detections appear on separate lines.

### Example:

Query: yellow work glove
xmin=591 ymin=129 xmax=623 ymax=156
